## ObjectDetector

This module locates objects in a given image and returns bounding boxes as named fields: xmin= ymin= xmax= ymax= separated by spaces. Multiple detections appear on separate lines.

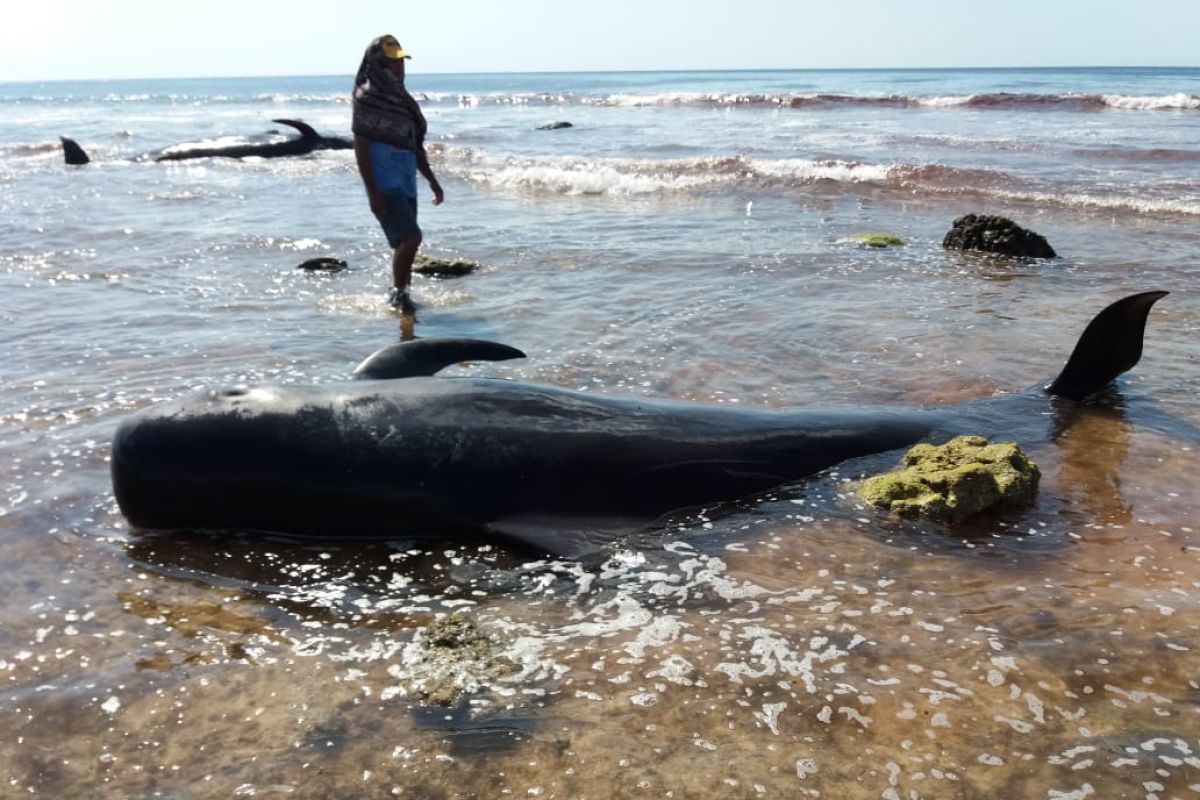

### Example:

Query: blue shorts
xmin=379 ymin=189 xmax=420 ymax=247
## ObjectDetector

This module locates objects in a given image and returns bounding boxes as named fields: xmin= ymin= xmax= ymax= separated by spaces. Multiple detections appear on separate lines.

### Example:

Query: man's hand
xmin=431 ymin=180 xmax=444 ymax=206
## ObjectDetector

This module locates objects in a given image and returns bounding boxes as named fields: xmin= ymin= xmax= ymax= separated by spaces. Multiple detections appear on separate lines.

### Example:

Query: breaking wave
xmin=9 ymin=88 xmax=1195 ymax=113
xmin=432 ymin=145 xmax=1200 ymax=217
xmin=419 ymin=91 xmax=1200 ymax=112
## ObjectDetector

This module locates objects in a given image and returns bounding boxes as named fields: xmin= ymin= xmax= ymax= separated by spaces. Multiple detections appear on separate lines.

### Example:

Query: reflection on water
xmin=1049 ymin=394 xmax=1135 ymax=525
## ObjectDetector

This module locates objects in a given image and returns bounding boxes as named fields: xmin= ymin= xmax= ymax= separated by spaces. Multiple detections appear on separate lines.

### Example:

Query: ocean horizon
xmin=4 ymin=62 xmax=1199 ymax=82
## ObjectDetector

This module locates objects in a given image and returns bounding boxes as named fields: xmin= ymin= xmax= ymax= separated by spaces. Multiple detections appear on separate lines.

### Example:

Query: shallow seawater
xmin=1 ymin=69 xmax=1199 ymax=797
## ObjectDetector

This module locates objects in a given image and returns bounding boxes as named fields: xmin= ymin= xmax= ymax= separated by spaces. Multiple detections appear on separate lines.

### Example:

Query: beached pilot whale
xmin=111 ymin=292 xmax=1167 ymax=551
xmin=60 ymin=119 xmax=352 ymax=165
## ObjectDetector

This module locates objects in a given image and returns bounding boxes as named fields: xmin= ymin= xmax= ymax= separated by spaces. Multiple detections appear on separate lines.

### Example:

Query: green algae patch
xmin=414 ymin=253 xmax=479 ymax=277
xmin=841 ymin=232 xmax=906 ymax=248
xmin=858 ymin=435 xmax=1040 ymax=522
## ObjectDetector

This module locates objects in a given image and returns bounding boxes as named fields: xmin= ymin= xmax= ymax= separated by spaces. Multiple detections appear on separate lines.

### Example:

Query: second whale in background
xmin=60 ymin=119 xmax=352 ymax=165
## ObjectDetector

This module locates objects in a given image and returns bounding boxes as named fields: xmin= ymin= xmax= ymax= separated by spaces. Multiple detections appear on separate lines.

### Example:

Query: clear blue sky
xmin=2 ymin=0 xmax=1196 ymax=82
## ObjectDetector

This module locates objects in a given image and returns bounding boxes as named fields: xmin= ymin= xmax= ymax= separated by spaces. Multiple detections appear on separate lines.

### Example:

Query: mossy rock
xmin=858 ymin=435 xmax=1039 ymax=522
xmin=841 ymin=232 xmax=905 ymax=248
xmin=413 ymin=253 xmax=479 ymax=277
xmin=409 ymin=613 xmax=517 ymax=706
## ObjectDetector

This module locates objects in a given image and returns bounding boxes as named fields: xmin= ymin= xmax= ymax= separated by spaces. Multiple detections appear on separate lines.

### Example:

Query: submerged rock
xmin=942 ymin=214 xmax=1057 ymax=258
xmin=841 ymin=232 xmax=905 ymax=248
xmin=413 ymin=253 xmax=479 ymax=277
xmin=400 ymin=613 xmax=518 ymax=706
xmin=296 ymin=257 xmax=348 ymax=272
xmin=858 ymin=435 xmax=1040 ymax=522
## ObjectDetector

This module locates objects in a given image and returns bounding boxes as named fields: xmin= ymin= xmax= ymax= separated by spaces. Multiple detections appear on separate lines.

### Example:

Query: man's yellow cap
xmin=380 ymin=35 xmax=411 ymax=60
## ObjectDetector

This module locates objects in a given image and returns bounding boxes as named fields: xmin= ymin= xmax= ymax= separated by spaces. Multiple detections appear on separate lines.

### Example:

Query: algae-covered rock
xmin=858 ymin=435 xmax=1040 ymax=522
xmin=841 ymin=232 xmax=906 ymax=248
xmin=413 ymin=253 xmax=479 ymax=277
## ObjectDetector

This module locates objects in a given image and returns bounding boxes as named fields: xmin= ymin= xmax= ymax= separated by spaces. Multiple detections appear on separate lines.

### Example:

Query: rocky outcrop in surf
xmin=942 ymin=214 xmax=1057 ymax=258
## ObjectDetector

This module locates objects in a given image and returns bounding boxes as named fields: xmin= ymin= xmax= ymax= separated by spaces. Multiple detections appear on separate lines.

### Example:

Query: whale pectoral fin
xmin=271 ymin=118 xmax=319 ymax=139
xmin=352 ymin=338 xmax=527 ymax=380
xmin=61 ymin=136 xmax=90 ymax=165
xmin=1047 ymin=291 xmax=1168 ymax=401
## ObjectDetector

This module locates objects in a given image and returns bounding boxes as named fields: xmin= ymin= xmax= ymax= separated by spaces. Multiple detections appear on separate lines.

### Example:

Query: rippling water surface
xmin=1 ymin=68 xmax=1199 ymax=798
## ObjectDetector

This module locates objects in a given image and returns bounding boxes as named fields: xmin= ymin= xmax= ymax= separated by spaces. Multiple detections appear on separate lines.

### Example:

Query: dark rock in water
xmin=536 ymin=121 xmax=573 ymax=130
xmin=942 ymin=214 xmax=1057 ymax=258
xmin=296 ymin=257 xmax=348 ymax=272
xmin=414 ymin=254 xmax=478 ymax=278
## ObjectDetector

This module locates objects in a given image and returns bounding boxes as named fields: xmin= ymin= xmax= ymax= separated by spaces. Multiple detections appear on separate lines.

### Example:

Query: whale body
xmin=111 ymin=293 xmax=1168 ymax=548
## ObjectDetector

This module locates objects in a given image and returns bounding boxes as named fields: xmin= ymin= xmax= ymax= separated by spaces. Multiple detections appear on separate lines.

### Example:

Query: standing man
xmin=352 ymin=34 xmax=444 ymax=314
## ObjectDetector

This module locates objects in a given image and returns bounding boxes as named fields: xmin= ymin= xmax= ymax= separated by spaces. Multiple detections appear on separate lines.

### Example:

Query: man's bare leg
xmin=389 ymin=234 xmax=422 ymax=314
xmin=392 ymin=233 xmax=422 ymax=291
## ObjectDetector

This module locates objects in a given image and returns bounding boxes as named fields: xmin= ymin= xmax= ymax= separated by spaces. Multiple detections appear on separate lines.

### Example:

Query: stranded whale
xmin=61 ymin=119 xmax=352 ymax=165
xmin=111 ymin=293 xmax=1168 ymax=551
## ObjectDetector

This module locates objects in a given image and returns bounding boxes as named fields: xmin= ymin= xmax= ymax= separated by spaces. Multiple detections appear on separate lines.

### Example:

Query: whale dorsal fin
xmin=1047 ymin=291 xmax=1168 ymax=401
xmin=61 ymin=136 xmax=90 ymax=165
xmin=271 ymin=119 xmax=319 ymax=139
xmin=352 ymin=338 xmax=526 ymax=380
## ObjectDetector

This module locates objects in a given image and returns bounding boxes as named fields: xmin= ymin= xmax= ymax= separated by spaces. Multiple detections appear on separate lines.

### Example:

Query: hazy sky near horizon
xmin=2 ymin=0 xmax=1197 ymax=82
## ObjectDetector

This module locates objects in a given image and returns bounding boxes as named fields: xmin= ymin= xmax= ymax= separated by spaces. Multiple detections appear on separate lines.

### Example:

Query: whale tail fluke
xmin=353 ymin=338 xmax=527 ymax=380
xmin=61 ymin=136 xmax=90 ymax=165
xmin=1047 ymin=291 xmax=1168 ymax=401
